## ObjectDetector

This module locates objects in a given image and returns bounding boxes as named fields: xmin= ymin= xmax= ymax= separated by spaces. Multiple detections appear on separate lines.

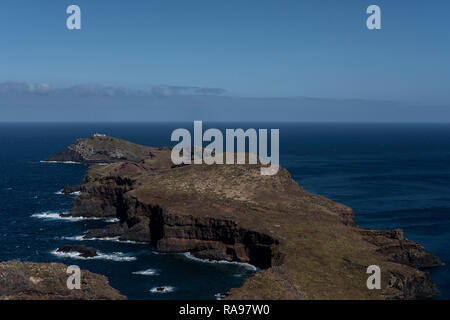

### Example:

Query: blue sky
xmin=0 ymin=0 xmax=449 ymax=103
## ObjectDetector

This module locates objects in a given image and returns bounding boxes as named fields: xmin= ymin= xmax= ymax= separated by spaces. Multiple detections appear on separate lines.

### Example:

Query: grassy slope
xmin=85 ymin=161 xmax=429 ymax=299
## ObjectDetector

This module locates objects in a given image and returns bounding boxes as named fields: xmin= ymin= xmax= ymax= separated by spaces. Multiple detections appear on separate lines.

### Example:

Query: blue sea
xmin=0 ymin=123 xmax=448 ymax=299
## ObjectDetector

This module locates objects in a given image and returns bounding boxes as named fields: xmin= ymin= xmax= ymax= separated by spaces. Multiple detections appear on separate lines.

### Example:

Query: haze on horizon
xmin=0 ymin=0 xmax=449 ymax=122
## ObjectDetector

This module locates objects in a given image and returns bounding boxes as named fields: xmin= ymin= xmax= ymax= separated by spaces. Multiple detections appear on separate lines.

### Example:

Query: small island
xmin=45 ymin=135 xmax=442 ymax=299
xmin=57 ymin=245 xmax=99 ymax=258
xmin=44 ymin=134 xmax=166 ymax=164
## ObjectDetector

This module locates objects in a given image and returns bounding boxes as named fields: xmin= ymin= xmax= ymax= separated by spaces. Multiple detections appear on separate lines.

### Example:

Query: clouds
xmin=61 ymin=84 xmax=129 ymax=97
xmin=193 ymin=87 xmax=227 ymax=95
xmin=0 ymin=82 xmax=51 ymax=95
xmin=151 ymin=85 xmax=187 ymax=97
xmin=0 ymin=82 xmax=227 ymax=98
xmin=151 ymin=85 xmax=227 ymax=97
xmin=2 ymin=81 xmax=449 ymax=123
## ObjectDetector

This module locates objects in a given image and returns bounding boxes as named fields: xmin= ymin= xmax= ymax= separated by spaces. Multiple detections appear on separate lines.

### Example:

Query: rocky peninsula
xmin=44 ymin=134 xmax=167 ymax=164
xmin=0 ymin=261 xmax=125 ymax=300
xmin=48 ymin=135 xmax=442 ymax=299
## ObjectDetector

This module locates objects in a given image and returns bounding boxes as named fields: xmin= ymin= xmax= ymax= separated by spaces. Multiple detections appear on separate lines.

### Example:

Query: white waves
xmin=55 ymin=190 xmax=81 ymax=196
xmin=40 ymin=160 xmax=81 ymax=164
xmin=32 ymin=211 xmax=117 ymax=222
xmin=181 ymin=252 xmax=257 ymax=271
xmin=150 ymin=286 xmax=175 ymax=293
xmin=132 ymin=268 xmax=158 ymax=276
xmin=51 ymin=249 xmax=136 ymax=262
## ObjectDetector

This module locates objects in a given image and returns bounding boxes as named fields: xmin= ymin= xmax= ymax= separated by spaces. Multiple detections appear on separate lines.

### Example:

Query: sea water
xmin=0 ymin=123 xmax=448 ymax=299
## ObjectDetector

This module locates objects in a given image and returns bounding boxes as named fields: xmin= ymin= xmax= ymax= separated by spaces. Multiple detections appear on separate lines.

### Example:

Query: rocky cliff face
xmin=74 ymin=176 xmax=280 ymax=268
xmin=49 ymin=137 xmax=442 ymax=300
xmin=0 ymin=261 xmax=126 ymax=300
xmin=360 ymin=229 xmax=441 ymax=269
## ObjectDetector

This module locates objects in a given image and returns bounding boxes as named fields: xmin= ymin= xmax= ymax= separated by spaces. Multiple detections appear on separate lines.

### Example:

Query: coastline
xmin=39 ymin=135 xmax=442 ymax=300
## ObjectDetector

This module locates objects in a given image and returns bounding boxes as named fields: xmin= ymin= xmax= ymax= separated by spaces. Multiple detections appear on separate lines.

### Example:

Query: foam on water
xmin=55 ymin=190 xmax=81 ymax=196
xmin=60 ymin=233 xmax=146 ymax=244
xmin=32 ymin=211 xmax=116 ymax=222
xmin=116 ymin=239 xmax=146 ymax=244
xmin=89 ymin=236 xmax=121 ymax=242
xmin=150 ymin=286 xmax=175 ymax=293
xmin=181 ymin=252 xmax=258 ymax=271
xmin=214 ymin=293 xmax=226 ymax=300
xmin=32 ymin=212 xmax=71 ymax=220
xmin=40 ymin=160 xmax=81 ymax=164
xmin=51 ymin=249 xmax=137 ymax=261
xmin=61 ymin=235 xmax=85 ymax=241
xmin=132 ymin=268 xmax=158 ymax=276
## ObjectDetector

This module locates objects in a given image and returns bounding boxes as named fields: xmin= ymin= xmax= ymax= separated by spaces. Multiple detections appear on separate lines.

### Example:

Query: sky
xmin=0 ymin=0 xmax=450 ymax=122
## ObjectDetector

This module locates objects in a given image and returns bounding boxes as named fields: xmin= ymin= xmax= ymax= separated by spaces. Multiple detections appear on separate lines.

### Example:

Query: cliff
xmin=50 ymin=136 xmax=442 ymax=300
xmin=0 ymin=261 xmax=126 ymax=300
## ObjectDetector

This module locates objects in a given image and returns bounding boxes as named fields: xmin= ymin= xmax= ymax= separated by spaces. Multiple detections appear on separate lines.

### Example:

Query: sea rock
xmin=62 ymin=185 xmax=80 ymax=194
xmin=57 ymin=245 xmax=98 ymax=258
xmin=150 ymin=286 xmax=174 ymax=293
xmin=0 ymin=261 xmax=126 ymax=300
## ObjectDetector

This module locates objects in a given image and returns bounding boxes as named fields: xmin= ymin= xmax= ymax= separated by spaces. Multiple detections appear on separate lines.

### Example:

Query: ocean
xmin=0 ymin=123 xmax=448 ymax=299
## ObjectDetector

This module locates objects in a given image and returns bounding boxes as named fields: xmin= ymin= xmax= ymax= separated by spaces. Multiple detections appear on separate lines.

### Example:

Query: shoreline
xmin=37 ymin=135 xmax=442 ymax=299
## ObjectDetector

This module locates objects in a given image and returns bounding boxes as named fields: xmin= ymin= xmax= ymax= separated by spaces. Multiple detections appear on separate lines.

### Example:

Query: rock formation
xmin=44 ymin=135 xmax=171 ymax=164
xmin=62 ymin=185 xmax=81 ymax=194
xmin=49 ymin=136 xmax=442 ymax=300
xmin=57 ymin=245 xmax=98 ymax=258
xmin=0 ymin=261 xmax=126 ymax=300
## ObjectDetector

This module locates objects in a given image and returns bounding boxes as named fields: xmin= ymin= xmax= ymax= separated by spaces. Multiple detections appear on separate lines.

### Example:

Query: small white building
xmin=93 ymin=133 xmax=107 ymax=137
